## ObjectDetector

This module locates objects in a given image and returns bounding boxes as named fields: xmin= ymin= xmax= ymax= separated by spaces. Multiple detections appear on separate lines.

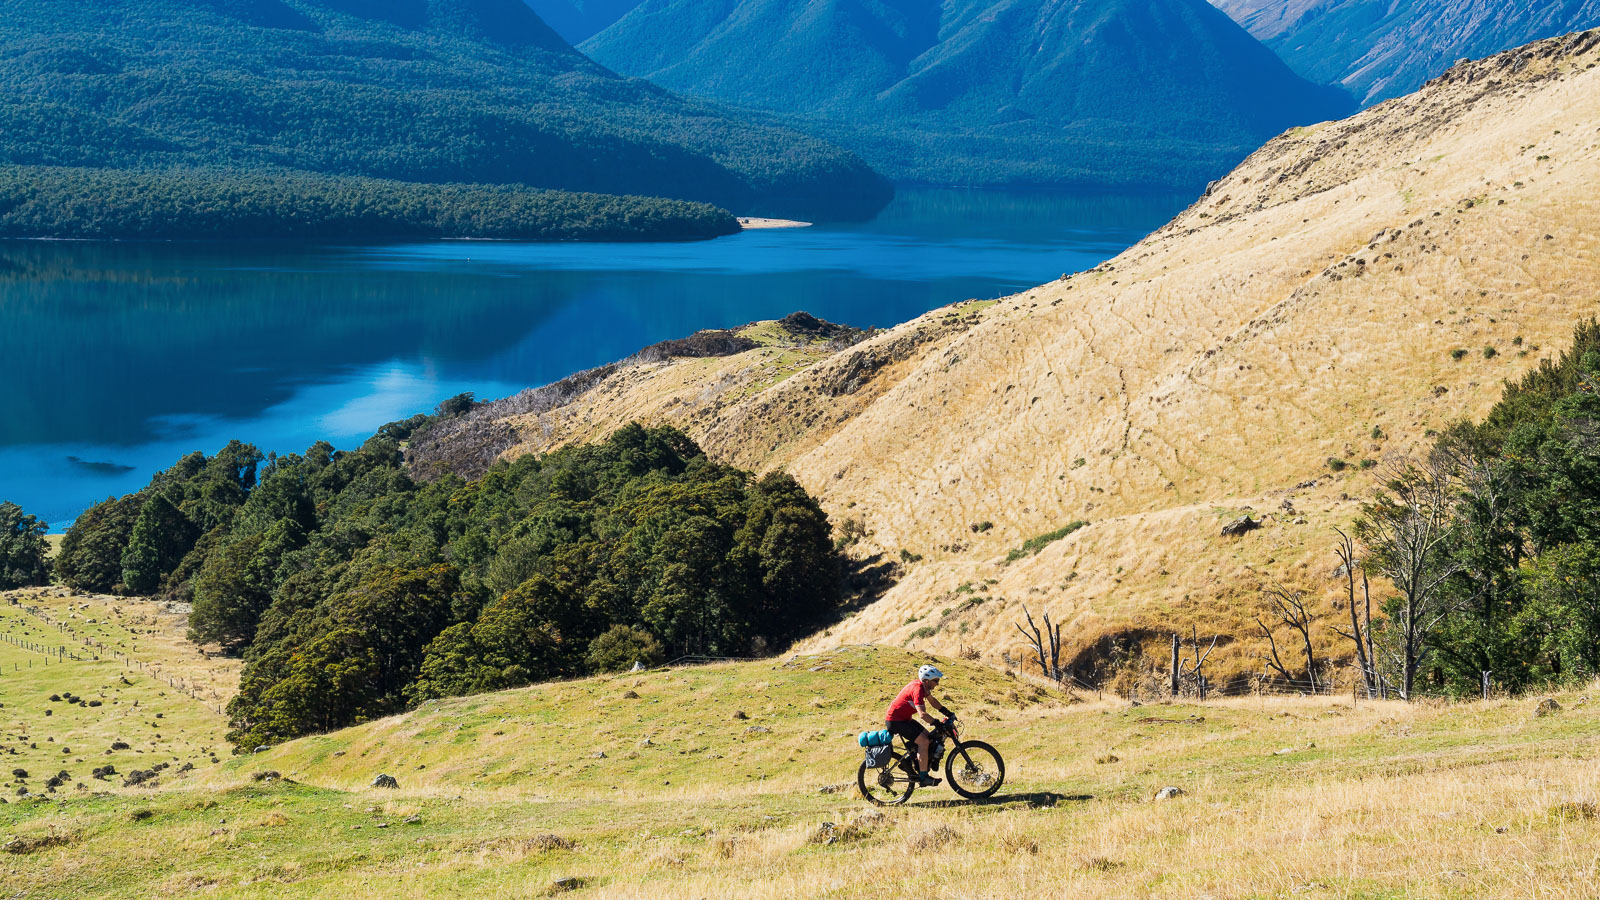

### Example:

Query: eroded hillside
xmin=465 ymin=31 xmax=1600 ymax=684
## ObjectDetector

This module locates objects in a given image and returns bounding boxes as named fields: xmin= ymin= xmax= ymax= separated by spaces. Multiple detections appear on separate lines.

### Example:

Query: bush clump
xmin=1005 ymin=521 xmax=1089 ymax=563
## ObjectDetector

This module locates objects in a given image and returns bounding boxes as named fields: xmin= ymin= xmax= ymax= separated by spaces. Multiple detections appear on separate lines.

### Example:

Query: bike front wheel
xmin=858 ymin=757 xmax=917 ymax=806
xmin=945 ymin=740 xmax=1005 ymax=800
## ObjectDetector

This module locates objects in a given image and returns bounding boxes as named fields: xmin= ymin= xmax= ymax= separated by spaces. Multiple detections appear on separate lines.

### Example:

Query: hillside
xmin=0 ymin=587 xmax=240 ymax=792
xmin=4 ymin=645 xmax=1599 ymax=897
xmin=582 ymin=0 xmax=1353 ymax=189
xmin=447 ymin=31 xmax=1600 ymax=685
xmin=523 ymin=0 xmax=641 ymax=42
xmin=0 ymin=0 xmax=891 ymax=225
xmin=1210 ymin=0 xmax=1600 ymax=104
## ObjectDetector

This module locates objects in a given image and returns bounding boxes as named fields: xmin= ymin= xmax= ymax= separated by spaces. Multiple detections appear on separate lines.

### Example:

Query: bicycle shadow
xmin=909 ymin=790 xmax=1091 ymax=809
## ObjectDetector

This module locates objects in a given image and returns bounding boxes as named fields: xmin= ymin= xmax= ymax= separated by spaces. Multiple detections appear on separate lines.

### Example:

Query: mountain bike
xmin=857 ymin=718 xmax=1004 ymax=806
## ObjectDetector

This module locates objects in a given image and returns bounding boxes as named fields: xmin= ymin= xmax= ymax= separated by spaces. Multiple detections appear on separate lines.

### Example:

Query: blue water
xmin=0 ymin=189 xmax=1186 ymax=526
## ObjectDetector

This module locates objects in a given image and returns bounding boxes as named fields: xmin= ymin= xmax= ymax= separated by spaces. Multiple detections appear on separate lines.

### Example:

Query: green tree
xmin=55 ymin=494 xmax=142 ymax=592
xmin=585 ymin=624 xmax=666 ymax=673
xmin=121 ymin=493 xmax=199 ymax=595
xmin=0 ymin=502 xmax=50 ymax=589
xmin=1521 ymin=543 xmax=1600 ymax=680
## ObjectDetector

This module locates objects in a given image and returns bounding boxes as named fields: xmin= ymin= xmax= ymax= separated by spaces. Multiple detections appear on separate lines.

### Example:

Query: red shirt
xmin=885 ymin=680 xmax=928 ymax=722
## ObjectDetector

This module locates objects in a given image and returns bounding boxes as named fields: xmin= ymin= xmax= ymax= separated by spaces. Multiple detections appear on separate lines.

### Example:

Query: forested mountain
xmin=522 ymin=0 xmax=641 ymax=42
xmin=1210 ymin=0 xmax=1600 ymax=104
xmin=0 ymin=0 xmax=891 ymax=226
xmin=582 ymin=0 xmax=1353 ymax=189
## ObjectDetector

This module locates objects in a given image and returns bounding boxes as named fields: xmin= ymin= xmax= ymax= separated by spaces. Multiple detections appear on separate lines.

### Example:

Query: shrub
xmin=1451 ymin=348 xmax=1469 ymax=360
xmin=1483 ymin=346 xmax=1498 ymax=358
xmin=1326 ymin=457 xmax=1348 ymax=472
xmin=1005 ymin=521 xmax=1089 ymax=563
xmin=585 ymin=625 xmax=666 ymax=673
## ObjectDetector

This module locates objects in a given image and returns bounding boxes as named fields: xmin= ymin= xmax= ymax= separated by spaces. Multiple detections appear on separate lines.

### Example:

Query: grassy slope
xmin=0 ymin=589 xmax=239 ymax=803
xmin=3 ymin=645 xmax=1598 ymax=897
xmin=488 ymin=31 xmax=1600 ymax=684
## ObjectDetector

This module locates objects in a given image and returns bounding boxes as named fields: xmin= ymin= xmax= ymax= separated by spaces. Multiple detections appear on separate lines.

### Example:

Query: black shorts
xmin=886 ymin=718 xmax=927 ymax=746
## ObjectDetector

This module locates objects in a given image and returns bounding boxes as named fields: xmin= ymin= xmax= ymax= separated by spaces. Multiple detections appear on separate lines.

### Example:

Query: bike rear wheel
xmin=945 ymin=740 xmax=1005 ymax=800
xmin=858 ymin=754 xmax=917 ymax=806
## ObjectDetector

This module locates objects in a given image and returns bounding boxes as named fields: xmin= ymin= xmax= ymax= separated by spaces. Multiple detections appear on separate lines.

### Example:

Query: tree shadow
xmin=910 ymin=790 xmax=1091 ymax=809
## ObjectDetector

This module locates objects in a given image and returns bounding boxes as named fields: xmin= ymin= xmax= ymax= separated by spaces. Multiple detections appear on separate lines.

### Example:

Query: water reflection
xmin=0 ymin=189 xmax=1186 ymax=524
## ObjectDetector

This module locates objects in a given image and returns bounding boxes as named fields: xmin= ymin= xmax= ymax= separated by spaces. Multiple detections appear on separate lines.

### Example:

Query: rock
xmin=592 ymin=751 xmax=606 ymax=759
xmin=621 ymin=690 xmax=640 ymax=699
xmin=731 ymin=710 xmax=748 ymax=720
xmin=1534 ymin=698 xmax=1562 ymax=718
xmin=1220 ymin=515 xmax=1261 ymax=537
xmin=252 ymin=745 xmax=270 ymax=754
xmin=371 ymin=774 xmax=399 ymax=789
xmin=403 ymin=815 xmax=421 ymax=825
xmin=744 ymin=725 xmax=771 ymax=735
xmin=1153 ymin=786 xmax=1185 ymax=801
xmin=630 ymin=661 xmax=647 ymax=672
xmin=817 ymin=782 xmax=851 ymax=794
xmin=551 ymin=876 xmax=585 ymax=892
xmin=252 ymin=770 xmax=281 ymax=782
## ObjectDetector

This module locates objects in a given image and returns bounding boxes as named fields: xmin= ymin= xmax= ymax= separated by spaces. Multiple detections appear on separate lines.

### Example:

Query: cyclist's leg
xmin=914 ymin=731 xmax=931 ymax=774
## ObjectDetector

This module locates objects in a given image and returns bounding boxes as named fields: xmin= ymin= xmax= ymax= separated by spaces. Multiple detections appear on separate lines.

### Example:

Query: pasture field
xmin=2 ymin=645 xmax=1597 ymax=899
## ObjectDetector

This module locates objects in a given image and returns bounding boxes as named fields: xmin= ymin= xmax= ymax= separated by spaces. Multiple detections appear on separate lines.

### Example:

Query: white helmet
xmin=918 ymin=665 xmax=944 ymax=682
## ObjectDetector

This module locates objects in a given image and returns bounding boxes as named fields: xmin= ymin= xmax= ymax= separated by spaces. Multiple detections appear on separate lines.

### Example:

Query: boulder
xmin=1153 ymin=786 xmax=1185 ymax=801
xmin=371 ymin=774 xmax=399 ymax=789
xmin=1221 ymin=515 xmax=1261 ymax=537
xmin=551 ymin=876 xmax=585 ymax=892
xmin=1534 ymin=698 xmax=1562 ymax=718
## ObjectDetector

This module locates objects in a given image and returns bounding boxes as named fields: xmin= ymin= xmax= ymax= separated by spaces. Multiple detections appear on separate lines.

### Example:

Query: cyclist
xmin=885 ymin=664 xmax=954 ymax=786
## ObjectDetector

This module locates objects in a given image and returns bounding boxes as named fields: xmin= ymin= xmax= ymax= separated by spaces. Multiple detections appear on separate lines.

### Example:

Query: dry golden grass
xmin=480 ymin=32 xmax=1600 ymax=678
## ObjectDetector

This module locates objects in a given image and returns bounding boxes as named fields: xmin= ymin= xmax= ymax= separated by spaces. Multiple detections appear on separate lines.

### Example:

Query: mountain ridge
xmin=0 ymin=0 xmax=891 ymax=223
xmin=1210 ymin=0 xmax=1600 ymax=104
xmin=583 ymin=0 xmax=1354 ymax=189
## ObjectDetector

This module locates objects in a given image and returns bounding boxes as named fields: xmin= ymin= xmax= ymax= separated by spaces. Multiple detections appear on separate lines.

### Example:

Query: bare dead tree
xmin=1256 ymin=582 xmax=1321 ymax=692
xmin=1356 ymin=455 xmax=1466 ymax=698
xmin=1179 ymin=625 xmax=1218 ymax=696
xmin=1015 ymin=604 xmax=1063 ymax=682
xmin=1331 ymin=527 xmax=1379 ymax=697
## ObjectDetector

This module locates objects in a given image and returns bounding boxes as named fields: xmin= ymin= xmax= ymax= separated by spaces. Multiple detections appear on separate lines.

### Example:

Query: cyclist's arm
xmin=927 ymin=694 xmax=953 ymax=718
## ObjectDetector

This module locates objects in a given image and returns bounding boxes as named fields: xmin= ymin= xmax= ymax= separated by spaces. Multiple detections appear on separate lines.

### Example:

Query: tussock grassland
xmin=3 ymin=646 xmax=1599 ymax=898
xmin=484 ymin=32 xmax=1600 ymax=682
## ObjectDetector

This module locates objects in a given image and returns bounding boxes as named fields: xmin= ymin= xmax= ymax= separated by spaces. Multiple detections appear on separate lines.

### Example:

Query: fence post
xmin=1170 ymin=633 xmax=1180 ymax=697
xmin=1481 ymin=670 xmax=1491 ymax=701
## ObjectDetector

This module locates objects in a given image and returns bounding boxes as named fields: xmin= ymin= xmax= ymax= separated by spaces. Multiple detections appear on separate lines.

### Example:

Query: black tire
xmin=945 ymin=740 xmax=1004 ymax=800
xmin=858 ymin=753 xmax=917 ymax=807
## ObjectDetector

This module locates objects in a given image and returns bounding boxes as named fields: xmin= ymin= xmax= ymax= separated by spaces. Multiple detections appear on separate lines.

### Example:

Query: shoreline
xmin=737 ymin=217 xmax=812 ymax=230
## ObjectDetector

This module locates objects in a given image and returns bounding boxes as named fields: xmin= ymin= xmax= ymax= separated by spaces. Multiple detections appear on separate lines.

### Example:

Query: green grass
xmin=5 ymin=646 xmax=1600 ymax=898
xmin=1004 ymin=521 xmax=1089 ymax=563
xmin=0 ymin=604 xmax=230 ymax=799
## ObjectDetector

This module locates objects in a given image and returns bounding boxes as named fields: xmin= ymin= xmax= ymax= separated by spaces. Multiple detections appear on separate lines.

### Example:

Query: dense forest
xmin=0 ymin=166 xmax=739 ymax=241
xmin=53 ymin=417 xmax=844 ymax=748
xmin=1354 ymin=320 xmax=1600 ymax=697
xmin=0 ymin=0 xmax=890 ymax=232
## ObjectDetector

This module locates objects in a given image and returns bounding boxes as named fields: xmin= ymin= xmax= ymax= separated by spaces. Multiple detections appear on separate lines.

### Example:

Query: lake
xmin=0 ymin=189 xmax=1186 ymax=526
